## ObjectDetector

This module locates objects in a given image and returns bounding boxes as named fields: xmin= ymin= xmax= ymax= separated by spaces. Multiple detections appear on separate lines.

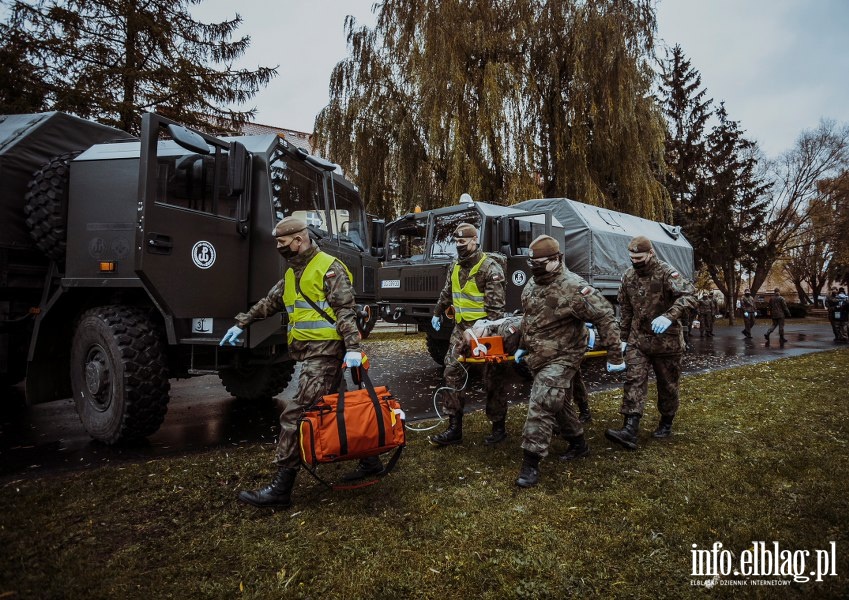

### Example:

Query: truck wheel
xmin=24 ymin=152 xmax=79 ymax=262
xmin=426 ymin=336 xmax=450 ymax=366
xmin=70 ymin=306 xmax=170 ymax=444
xmin=219 ymin=360 xmax=295 ymax=400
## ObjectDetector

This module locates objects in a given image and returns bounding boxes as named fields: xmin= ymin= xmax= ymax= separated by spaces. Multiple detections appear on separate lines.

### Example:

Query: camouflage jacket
xmin=520 ymin=267 xmax=623 ymax=373
xmin=698 ymin=296 xmax=718 ymax=315
xmin=234 ymin=245 xmax=360 ymax=360
xmin=434 ymin=249 xmax=506 ymax=322
xmin=618 ymin=257 xmax=697 ymax=354
xmin=740 ymin=294 xmax=757 ymax=313
xmin=768 ymin=295 xmax=791 ymax=319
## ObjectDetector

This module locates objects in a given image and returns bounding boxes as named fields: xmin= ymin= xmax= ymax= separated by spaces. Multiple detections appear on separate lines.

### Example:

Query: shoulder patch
xmin=580 ymin=286 xmax=593 ymax=296
xmin=671 ymin=271 xmax=680 ymax=278
xmin=325 ymin=271 xmax=337 ymax=279
xmin=491 ymin=274 xmax=503 ymax=282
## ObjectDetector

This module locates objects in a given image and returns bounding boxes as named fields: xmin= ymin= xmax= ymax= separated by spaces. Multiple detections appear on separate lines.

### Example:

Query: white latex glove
xmin=514 ymin=349 xmax=527 ymax=364
xmin=220 ymin=325 xmax=244 ymax=346
xmin=586 ymin=325 xmax=596 ymax=350
xmin=343 ymin=351 xmax=362 ymax=368
xmin=651 ymin=315 xmax=672 ymax=334
xmin=621 ymin=341 xmax=628 ymax=353
xmin=431 ymin=315 xmax=441 ymax=331
xmin=606 ymin=361 xmax=626 ymax=373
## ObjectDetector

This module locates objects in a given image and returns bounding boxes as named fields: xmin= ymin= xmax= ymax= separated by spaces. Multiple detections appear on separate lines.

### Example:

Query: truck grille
xmin=405 ymin=275 xmax=439 ymax=292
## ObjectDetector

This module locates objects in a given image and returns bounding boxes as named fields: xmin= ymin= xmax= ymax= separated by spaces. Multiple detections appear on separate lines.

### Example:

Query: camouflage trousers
xmin=764 ymin=318 xmax=786 ymax=339
xmin=620 ymin=345 xmax=682 ymax=418
xmin=442 ymin=325 xmax=508 ymax=421
xmin=275 ymin=355 xmax=343 ymax=467
xmin=743 ymin=313 xmax=756 ymax=336
xmin=699 ymin=312 xmax=715 ymax=335
xmin=521 ymin=361 xmax=582 ymax=458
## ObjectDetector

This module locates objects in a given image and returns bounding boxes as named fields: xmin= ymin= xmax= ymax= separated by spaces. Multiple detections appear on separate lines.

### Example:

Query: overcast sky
xmin=194 ymin=0 xmax=849 ymax=158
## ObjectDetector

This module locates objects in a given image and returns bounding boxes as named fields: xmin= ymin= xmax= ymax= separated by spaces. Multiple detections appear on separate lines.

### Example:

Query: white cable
xmin=405 ymin=352 xmax=470 ymax=432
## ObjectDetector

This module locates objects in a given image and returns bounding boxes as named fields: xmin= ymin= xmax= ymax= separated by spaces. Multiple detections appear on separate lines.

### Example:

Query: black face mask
xmin=632 ymin=260 xmax=650 ymax=274
xmin=457 ymin=244 xmax=474 ymax=259
xmin=528 ymin=257 xmax=557 ymax=278
xmin=278 ymin=241 xmax=298 ymax=259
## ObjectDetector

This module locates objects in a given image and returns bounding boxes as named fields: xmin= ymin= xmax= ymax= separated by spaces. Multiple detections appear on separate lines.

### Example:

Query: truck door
xmin=135 ymin=114 xmax=250 ymax=320
xmin=498 ymin=212 xmax=554 ymax=309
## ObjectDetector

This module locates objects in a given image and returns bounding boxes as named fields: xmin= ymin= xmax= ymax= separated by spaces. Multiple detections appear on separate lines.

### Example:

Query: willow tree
xmin=1 ymin=0 xmax=276 ymax=134
xmin=315 ymin=0 xmax=669 ymax=218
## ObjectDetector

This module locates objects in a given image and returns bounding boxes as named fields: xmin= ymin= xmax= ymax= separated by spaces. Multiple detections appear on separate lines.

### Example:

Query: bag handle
xmin=336 ymin=367 xmax=386 ymax=456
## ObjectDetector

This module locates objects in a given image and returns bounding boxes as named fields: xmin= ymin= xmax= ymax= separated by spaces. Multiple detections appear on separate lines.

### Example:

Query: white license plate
xmin=381 ymin=279 xmax=401 ymax=289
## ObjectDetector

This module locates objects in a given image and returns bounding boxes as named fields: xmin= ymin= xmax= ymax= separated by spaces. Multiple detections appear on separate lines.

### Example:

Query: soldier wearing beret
xmin=764 ymin=287 xmax=791 ymax=343
xmin=605 ymin=235 xmax=697 ymax=450
xmin=513 ymin=235 xmax=625 ymax=487
xmin=219 ymin=216 xmax=367 ymax=508
xmin=430 ymin=222 xmax=509 ymax=446
xmin=740 ymin=288 xmax=757 ymax=338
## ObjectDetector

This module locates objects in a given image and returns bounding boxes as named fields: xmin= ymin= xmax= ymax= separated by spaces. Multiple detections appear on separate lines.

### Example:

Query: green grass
xmin=2 ymin=350 xmax=848 ymax=599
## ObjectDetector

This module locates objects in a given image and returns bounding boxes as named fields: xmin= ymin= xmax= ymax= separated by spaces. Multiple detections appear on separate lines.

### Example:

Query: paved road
xmin=1 ymin=321 xmax=843 ymax=480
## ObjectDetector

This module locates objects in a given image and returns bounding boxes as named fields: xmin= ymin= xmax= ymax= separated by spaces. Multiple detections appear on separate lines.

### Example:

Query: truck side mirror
xmin=227 ymin=141 xmax=247 ymax=196
xmin=167 ymin=124 xmax=210 ymax=155
xmin=370 ymin=219 xmax=386 ymax=259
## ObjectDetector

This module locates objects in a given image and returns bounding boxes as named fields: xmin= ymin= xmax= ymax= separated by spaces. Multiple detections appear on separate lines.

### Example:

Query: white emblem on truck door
xmin=191 ymin=241 xmax=216 ymax=269
xmin=512 ymin=271 xmax=526 ymax=286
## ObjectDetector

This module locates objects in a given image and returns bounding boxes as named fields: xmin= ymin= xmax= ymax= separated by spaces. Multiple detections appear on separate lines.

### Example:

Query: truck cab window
xmin=331 ymin=179 xmax=367 ymax=250
xmin=387 ymin=215 xmax=428 ymax=261
xmin=270 ymin=151 xmax=328 ymax=236
xmin=511 ymin=218 xmax=547 ymax=256
xmin=156 ymin=151 xmax=237 ymax=218
xmin=431 ymin=211 xmax=481 ymax=258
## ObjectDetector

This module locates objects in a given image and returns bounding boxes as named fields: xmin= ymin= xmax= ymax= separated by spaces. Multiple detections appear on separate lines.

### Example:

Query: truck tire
xmin=24 ymin=152 xmax=78 ymax=262
xmin=426 ymin=336 xmax=450 ymax=366
xmin=218 ymin=360 xmax=295 ymax=400
xmin=70 ymin=306 xmax=170 ymax=444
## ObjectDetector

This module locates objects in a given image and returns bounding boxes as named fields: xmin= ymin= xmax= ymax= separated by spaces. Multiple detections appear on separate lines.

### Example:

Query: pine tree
xmin=695 ymin=104 xmax=771 ymax=311
xmin=0 ymin=0 xmax=276 ymax=134
xmin=315 ymin=0 xmax=669 ymax=218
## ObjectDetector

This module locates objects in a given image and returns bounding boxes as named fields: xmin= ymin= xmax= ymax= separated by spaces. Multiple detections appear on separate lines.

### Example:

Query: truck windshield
xmin=330 ymin=177 xmax=368 ymax=251
xmin=386 ymin=214 xmax=429 ymax=262
xmin=431 ymin=210 xmax=481 ymax=258
xmin=269 ymin=149 xmax=328 ymax=235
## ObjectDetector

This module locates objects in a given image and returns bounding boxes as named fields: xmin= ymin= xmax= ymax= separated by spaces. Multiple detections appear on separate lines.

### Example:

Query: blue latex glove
xmin=621 ymin=341 xmax=628 ymax=353
xmin=586 ymin=325 xmax=596 ymax=350
xmin=651 ymin=315 xmax=672 ymax=334
xmin=606 ymin=361 xmax=626 ymax=373
xmin=514 ymin=349 xmax=527 ymax=364
xmin=743 ymin=312 xmax=749 ymax=318
xmin=344 ymin=351 xmax=362 ymax=368
xmin=220 ymin=325 xmax=244 ymax=346
xmin=431 ymin=315 xmax=441 ymax=331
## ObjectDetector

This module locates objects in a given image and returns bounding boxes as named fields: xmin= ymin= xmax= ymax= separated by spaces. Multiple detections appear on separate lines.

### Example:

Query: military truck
xmin=375 ymin=195 xmax=694 ymax=364
xmin=0 ymin=111 xmax=382 ymax=443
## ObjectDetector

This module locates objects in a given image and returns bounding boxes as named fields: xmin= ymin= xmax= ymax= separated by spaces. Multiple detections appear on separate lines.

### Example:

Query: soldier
xmin=764 ymin=287 xmax=791 ymax=343
xmin=740 ymin=288 xmax=757 ymax=338
xmin=838 ymin=288 xmax=849 ymax=342
xmin=513 ymin=235 xmax=625 ymax=487
xmin=430 ymin=222 xmax=508 ymax=446
xmin=825 ymin=287 xmax=848 ymax=342
xmin=698 ymin=292 xmax=718 ymax=337
xmin=220 ymin=216 xmax=366 ymax=508
xmin=605 ymin=235 xmax=697 ymax=450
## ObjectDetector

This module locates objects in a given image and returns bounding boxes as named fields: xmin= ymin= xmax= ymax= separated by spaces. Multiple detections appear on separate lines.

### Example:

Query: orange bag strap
xmin=337 ymin=367 xmax=386 ymax=456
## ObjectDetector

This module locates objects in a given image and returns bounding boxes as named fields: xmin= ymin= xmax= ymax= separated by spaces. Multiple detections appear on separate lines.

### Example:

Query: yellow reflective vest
xmin=283 ymin=252 xmax=353 ymax=344
xmin=452 ymin=254 xmax=488 ymax=323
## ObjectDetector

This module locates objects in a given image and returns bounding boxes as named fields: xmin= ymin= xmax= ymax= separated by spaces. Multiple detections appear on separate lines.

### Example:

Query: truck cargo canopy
xmin=513 ymin=198 xmax=695 ymax=293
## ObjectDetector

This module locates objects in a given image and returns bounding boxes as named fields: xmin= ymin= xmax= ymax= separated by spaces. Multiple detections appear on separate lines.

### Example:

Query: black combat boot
xmin=484 ymin=419 xmax=507 ymax=445
xmin=559 ymin=434 xmax=590 ymax=461
xmin=430 ymin=413 xmax=463 ymax=446
xmin=515 ymin=450 xmax=542 ymax=488
xmin=339 ymin=455 xmax=385 ymax=481
xmin=605 ymin=414 xmax=641 ymax=450
xmin=238 ymin=467 xmax=298 ymax=508
xmin=652 ymin=415 xmax=674 ymax=438
xmin=578 ymin=406 xmax=593 ymax=423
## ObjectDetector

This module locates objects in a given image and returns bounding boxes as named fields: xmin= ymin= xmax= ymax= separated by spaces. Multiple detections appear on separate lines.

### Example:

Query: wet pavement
xmin=1 ymin=320 xmax=843 ymax=481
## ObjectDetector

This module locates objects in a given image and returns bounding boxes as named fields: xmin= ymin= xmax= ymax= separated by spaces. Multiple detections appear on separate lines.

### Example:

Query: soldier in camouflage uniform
xmin=740 ymin=289 xmax=757 ymax=338
xmin=605 ymin=235 xmax=697 ymax=450
xmin=219 ymin=216 xmax=365 ymax=508
xmin=430 ymin=223 xmax=508 ymax=446
xmin=513 ymin=235 xmax=624 ymax=488
xmin=764 ymin=287 xmax=791 ymax=343
xmin=697 ymin=292 xmax=718 ymax=337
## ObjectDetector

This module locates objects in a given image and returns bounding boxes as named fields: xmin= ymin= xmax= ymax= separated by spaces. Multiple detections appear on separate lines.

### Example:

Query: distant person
xmin=764 ymin=288 xmax=791 ymax=343
xmin=740 ymin=289 xmax=757 ymax=338
xmin=825 ymin=287 xmax=847 ymax=342
xmin=833 ymin=288 xmax=849 ymax=342
xmin=605 ymin=236 xmax=697 ymax=449
xmin=698 ymin=292 xmax=718 ymax=337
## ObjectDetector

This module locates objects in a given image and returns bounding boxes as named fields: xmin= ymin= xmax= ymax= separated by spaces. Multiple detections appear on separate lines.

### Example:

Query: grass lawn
xmin=1 ymin=349 xmax=847 ymax=599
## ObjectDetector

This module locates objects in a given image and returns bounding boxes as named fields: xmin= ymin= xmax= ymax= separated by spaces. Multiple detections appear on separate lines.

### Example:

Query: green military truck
xmin=375 ymin=195 xmax=694 ymax=364
xmin=0 ymin=111 xmax=381 ymax=444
